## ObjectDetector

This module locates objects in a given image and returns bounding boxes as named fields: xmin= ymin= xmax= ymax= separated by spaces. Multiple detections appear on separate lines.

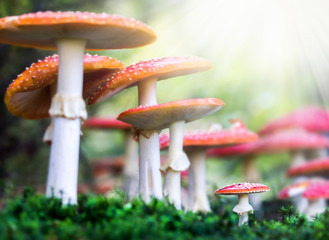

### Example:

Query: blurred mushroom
xmin=84 ymin=117 xmax=138 ymax=199
xmin=259 ymin=107 xmax=329 ymax=158
xmin=215 ymin=182 xmax=270 ymax=226
xmin=119 ymin=98 xmax=224 ymax=206
xmin=302 ymin=179 xmax=329 ymax=220
xmin=0 ymin=11 xmax=155 ymax=204
xmin=91 ymin=56 xmax=212 ymax=201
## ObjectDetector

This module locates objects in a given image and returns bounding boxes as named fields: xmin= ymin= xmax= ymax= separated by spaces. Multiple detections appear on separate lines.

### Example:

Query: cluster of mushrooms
xmin=1 ymin=11 xmax=329 ymax=226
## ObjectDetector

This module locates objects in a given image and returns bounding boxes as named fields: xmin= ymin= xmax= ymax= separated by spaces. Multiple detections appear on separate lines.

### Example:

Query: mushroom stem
xmin=46 ymin=38 xmax=87 ymax=205
xmin=243 ymin=155 xmax=260 ymax=182
xmin=291 ymin=150 xmax=307 ymax=167
xmin=43 ymin=82 xmax=57 ymax=145
xmin=187 ymin=149 xmax=210 ymax=212
xmin=306 ymin=198 xmax=326 ymax=220
xmin=234 ymin=193 xmax=253 ymax=226
xmin=123 ymin=131 xmax=139 ymax=199
xmin=137 ymin=78 xmax=162 ymax=200
xmin=162 ymin=121 xmax=189 ymax=209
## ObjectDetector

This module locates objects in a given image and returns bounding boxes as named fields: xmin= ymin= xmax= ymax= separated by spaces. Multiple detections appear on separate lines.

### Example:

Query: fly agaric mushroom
xmin=259 ymin=106 xmax=329 ymax=136
xmin=215 ymin=182 xmax=270 ymax=226
xmin=84 ymin=117 xmax=138 ymax=199
xmin=287 ymin=157 xmax=329 ymax=178
xmin=259 ymin=107 xmax=329 ymax=159
xmin=90 ymin=56 xmax=212 ymax=201
xmin=118 ymin=98 xmax=224 ymax=206
xmin=302 ymin=179 xmax=329 ymax=220
xmin=0 ymin=11 xmax=156 ymax=204
xmin=160 ymin=120 xmax=258 ymax=212
xmin=278 ymin=180 xmax=310 ymax=200
xmin=5 ymin=54 xmax=124 ymax=144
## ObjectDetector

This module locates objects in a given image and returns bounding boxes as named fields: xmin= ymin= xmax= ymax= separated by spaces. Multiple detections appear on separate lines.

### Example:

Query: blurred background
xmin=1 ymin=0 xmax=329 ymax=199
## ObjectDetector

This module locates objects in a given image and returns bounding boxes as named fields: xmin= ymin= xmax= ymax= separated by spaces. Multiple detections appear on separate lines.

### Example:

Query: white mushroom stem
xmin=138 ymin=78 xmax=162 ymax=201
xmin=187 ymin=149 xmax=211 ymax=212
xmin=290 ymin=150 xmax=309 ymax=212
xmin=123 ymin=131 xmax=139 ymax=199
xmin=233 ymin=193 xmax=253 ymax=226
xmin=243 ymin=155 xmax=260 ymax=183
xmin=306 ymin=198 xmax=326 ymax=220
xmin=162 ymin=121 xmax=189 ymax=209
xmin=46 ymin=38 xmax=87 ymax=205
xmin=43 ymin=82 xmax=57 ymax=145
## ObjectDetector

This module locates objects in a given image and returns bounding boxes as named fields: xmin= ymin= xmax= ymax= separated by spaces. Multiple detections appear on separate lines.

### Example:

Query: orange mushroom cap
xmin=215 ymin=182 xmax=270 ymax=195
xmin=0 ymin=11 xmax=156 ymax=50
xmin=5 ymin=54 xmax=124 ymax=119
xmin=117 ymin=98 xmax=224 ymax=131
xmin=89 ymin=56 xmax=212 ymax=104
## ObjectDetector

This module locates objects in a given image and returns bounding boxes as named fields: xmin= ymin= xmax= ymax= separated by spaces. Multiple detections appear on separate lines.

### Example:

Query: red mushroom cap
xmin=258 ymin=130 xmax=329 ymax=153
xmin=207 ymin=142 xmax=259 ymax=157
xmin=215 ymin=182 xmax=270 ymax=195
xmin=118 ymin=98 xmax=224 ymax=131
xmin=303 ymin=179 xmax=329 ymax=199
xmin=0 ymin=11 xmax=156 ymax=50
xmin=208 ymin=129 xmax=329 ymax=158
xmin=286 ymin=157 xmax=329 ymax=177
xmin=160 ymin=119 xmax=258 ymax=149
xmin=5 ymin=54 xmax=124 ymax=119
xmin=277 ymin=181 xmax=310 ymax=199
xmin=84 ymin=117 xmax=132 ymax=130
xmin=89 ymin=56 xmax=212 ymax=104
xmin=259 ymin=107 xmax=329 ymax=135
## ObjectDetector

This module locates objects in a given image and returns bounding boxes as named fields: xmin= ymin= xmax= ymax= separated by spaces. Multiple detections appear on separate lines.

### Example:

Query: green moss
xmin=0 ymin=189 xmax=327 ymax=239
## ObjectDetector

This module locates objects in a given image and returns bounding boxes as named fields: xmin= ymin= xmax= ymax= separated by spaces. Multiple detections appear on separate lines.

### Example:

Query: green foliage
xmin=1 ymin=191 xmax=329 ymax=240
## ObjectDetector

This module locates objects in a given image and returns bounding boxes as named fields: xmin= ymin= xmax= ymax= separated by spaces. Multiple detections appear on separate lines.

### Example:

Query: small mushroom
xmin=118 ymin=98 xmax=224 ymax=206
xmin=91 ymin=56 xmax=212 ymax=201
xmin=215 ymin=182 xmax=270 ymax=226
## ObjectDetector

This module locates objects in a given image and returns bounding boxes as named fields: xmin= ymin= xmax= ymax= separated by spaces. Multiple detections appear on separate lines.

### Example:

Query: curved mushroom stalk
xmin=161 ymin=121 xmax=190 ymax=209
xmin=233 ymin=194 xmax=253 ymax=226
xmin=46 ymin=38 xmax=87 ymax=205
xmin=187 ymin=149 xmax=210 ymax=212
xmin=123 ymin=132 xmax=139 ymax=199
xmin=138 ymin=77 xmax=162 ymax=201
xmin=306 ymin=198 xmax=326 ymax=220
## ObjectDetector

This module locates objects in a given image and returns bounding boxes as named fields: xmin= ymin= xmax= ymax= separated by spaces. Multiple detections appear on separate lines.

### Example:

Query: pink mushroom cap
xmin=303 ymin=179 xmax=329 ymax=200
xmin=215 ymin=182 xmax=270 ymax=195
xmin=287 ymin=157 xmax=329 ymax=177
xmin=259 ymin=106 xmax=329 ymax=135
